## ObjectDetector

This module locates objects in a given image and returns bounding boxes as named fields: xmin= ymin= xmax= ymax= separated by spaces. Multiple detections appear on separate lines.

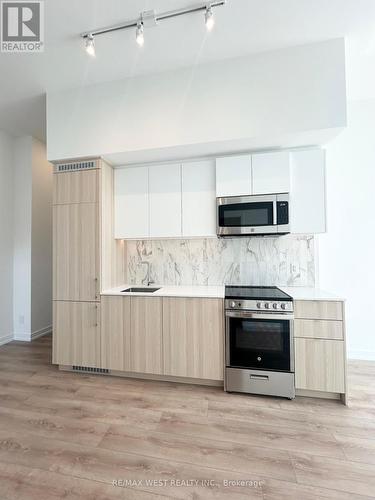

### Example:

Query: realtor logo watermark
xmin=1 ymin=1 xmax=44 ymax=52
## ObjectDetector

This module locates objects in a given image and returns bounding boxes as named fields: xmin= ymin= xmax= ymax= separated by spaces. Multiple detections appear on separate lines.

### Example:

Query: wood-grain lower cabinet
xmin=53 ymin=301 xmax=100 ymax=367
xmin=294 ymin=299 xmax=347 ymax=398
xmin=163 ymin=298 xmax=224 ymax=380
xmin=101 ymin=296 xmax=131 ymax=371
xmin=295 ymin=338 xmax=345 ymax=393
xmin=131 ymin=297 xmax=163 ymax=375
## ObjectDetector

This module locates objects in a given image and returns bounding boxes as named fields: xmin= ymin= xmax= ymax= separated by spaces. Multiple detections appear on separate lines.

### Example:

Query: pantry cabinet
xmin=53 ymin=197 xmax=99 ymax=302
xmin=53 ymin=301 xmax=100 ymax=367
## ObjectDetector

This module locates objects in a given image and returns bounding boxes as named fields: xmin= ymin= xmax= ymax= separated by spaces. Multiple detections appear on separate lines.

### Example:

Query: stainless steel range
xmin=225 ymin=286 xmax=295 ymax=399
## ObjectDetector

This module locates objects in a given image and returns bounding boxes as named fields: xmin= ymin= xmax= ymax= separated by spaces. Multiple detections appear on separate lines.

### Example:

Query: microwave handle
xmin=273 ymin=200 xmax=277 ymax=226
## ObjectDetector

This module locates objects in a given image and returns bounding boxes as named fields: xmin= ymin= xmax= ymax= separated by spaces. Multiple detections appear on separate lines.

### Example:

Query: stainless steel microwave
xmin=217 ymin=193 xmax=290 ymax=236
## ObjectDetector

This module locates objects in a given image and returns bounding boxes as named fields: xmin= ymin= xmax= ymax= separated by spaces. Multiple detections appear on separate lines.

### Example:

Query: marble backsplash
xmin=126 ymin=235 xmax=315 ymax=287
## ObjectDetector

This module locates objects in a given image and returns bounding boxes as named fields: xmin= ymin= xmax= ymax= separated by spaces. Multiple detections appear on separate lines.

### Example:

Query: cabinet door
xmin=114 ymin=167 xmax=149 ymax=239
xmin=53 ymin=170 xmax=98 ymax=205
xmin=289 ymin=149 xmax=326 ymax=233
xmin=53 ymin=301 xmax=100 ymax=367
xmin=252 ymin=151 xmax=290 ymax=195
xmin=163 ymin=298 xmax=224 ymax=380
xmin=101 ymin=296 xmax=131 ymax=371
xmin=216 ymin=155 xmax=252 ymax=197
xmin=53 ymin=203 xmax=99 ymax=301
xmin=131 ymin=297 xmax=163 ymax=374
xmin=182 ymin=160 xmax=216 ymax=237
xmin=295 ymin=338 xmax=345 ymax=393
xmin=149 ymin=164 xmax=182 ymax=238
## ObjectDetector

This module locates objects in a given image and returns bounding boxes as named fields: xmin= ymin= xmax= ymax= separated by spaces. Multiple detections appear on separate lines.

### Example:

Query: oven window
xmin=219 ymin=202 xmax=274 ymax=227
xmin=228 ymin=317 xmax=291 ymax=371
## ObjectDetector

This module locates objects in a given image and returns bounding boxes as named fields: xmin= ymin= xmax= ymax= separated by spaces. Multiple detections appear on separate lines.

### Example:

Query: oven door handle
xmin=225 ymin=311 xmax=294 ymax=321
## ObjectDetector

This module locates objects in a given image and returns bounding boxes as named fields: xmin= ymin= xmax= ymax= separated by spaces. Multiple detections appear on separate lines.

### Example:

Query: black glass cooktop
xmin=225 ymin=286 xmax=292 ymax=301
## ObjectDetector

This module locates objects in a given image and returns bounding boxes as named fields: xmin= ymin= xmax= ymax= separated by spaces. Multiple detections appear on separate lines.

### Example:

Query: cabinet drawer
xmin=294 ymin=301 xmax=343 ymax=320
xmin=294 ymin=319 xmax=344 ymax=340
xmin=295 ymin=338 xmax=345 ymax=393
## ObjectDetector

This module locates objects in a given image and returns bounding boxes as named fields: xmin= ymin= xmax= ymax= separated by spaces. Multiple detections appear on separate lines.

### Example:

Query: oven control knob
xmin=264 ymin=303 xmax=270 ymax=309
xmin=273 ymin=303 xmax=279 ymax=310
xmin=230 ymin=301 xmax=236 ymax=308
xmin=280 ymin=303 xmax=286 ymax=310
xmin=256 ymin=302 xmax=262 ymax=309
xmin=257 ymin=356 xmax=262 ymax=362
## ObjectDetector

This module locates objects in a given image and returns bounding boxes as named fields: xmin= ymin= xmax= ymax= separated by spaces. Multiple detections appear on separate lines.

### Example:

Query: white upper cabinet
xmin=115 ymin=166 xmax=149 ymax=239
xmin=252 ymin=151 xmax=290 ymax=195
xmin=216 ymin=155 xmax=252 ymax=197
xmin=149 ymin=163 xmax=182 ymax=238
xmin=289 ymin=149 xmax=326 ymax=233
xmin=182 ymin=160 xmax=216 ymax=238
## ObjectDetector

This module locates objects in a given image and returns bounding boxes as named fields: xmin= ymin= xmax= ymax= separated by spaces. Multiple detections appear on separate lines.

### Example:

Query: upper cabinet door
xmin=289 ymin=149 xmax=326 ymax=234
xmin=216 ymin=155 xmax=252 ymax=197
xmin=252 ymin=151 xmax=290 ymax=195
xmin=114 ymin=167 xmax=149 ymax=239
xmin=53 ymin=169 xmax=98 ymax=205
xmin=182 ymin=160 xmax=216 ymax=237
xmin=149 ymin=164 xmax=182 ymax=238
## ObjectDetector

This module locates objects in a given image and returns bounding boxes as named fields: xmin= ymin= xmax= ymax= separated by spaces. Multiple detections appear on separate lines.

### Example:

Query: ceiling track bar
xmin=81 ymin=0 xmax=226 ymax=38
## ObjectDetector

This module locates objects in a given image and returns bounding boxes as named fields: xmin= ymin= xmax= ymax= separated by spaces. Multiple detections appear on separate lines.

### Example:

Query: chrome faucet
xmin=140 ymin=261 xmax=154 ymax=286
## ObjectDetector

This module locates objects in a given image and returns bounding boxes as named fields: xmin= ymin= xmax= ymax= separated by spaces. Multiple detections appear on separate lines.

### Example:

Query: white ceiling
xmin=0 ymin=0 xmax=375 ymax=141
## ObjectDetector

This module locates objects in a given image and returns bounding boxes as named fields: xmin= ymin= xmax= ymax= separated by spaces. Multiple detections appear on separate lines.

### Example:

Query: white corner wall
xmin=47 ymin=38 xmax=347 ymax=162
xmin=318 ymin=99 xmax=375 ymax=360
xmin=0 ymin=130 xmax=14 ymax=345
xmin=13 ymin=137 xmax=53 ymax=341
xmin=31 ymin=138 xmax=53 ymax=336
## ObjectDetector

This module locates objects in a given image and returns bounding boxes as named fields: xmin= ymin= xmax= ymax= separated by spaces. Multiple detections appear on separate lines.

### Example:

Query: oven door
xmin=217 ymin=195 xmax=278 ymax=236
xmin=226 ymin=311 xmax=294 ymax=372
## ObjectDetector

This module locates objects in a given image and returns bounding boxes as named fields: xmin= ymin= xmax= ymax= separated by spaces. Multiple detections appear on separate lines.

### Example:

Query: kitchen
xmin=0 ymin=1 xmax=375 ymax=498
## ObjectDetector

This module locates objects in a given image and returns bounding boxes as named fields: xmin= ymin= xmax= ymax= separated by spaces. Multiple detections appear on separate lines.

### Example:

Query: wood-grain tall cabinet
xmin=52 ymin=159 xmax=126 ymax=368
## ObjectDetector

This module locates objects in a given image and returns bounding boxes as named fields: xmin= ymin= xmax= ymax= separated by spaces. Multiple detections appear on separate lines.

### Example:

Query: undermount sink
xmin=121 ymin=287 xmax=160 ymax=293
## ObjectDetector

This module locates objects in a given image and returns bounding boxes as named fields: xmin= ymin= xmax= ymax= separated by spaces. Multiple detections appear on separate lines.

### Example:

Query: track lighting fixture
xmin=136 ymin=21 xmax=145 ymax=46
xmin=85 ymin=33 xmax=95 ymax=57
xmin=81 ymin=1 xmax=225 ymax=56
xmin=205 ymin=5 xmax=215 ymax=31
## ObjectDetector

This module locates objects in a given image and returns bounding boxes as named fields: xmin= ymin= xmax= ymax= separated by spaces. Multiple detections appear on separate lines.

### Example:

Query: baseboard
xmin=348 ymin=350 xmax=375 ymax=361
xmin=14 ymin=325 xmax=52 ymax=342
xmin=0 ymin=334 xmax=13 ymax=346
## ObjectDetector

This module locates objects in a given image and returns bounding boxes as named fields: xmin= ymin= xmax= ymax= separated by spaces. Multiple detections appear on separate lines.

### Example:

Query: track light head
xmin=85 ymin=33 xmax=95 ymax=56
xmin=205 ymin=5 xmax=214 ymax=31
xmin=136 ymin=21 xmax=144 ymax=46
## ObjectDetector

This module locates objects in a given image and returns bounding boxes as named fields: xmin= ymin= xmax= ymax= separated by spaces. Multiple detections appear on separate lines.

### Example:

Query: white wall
xmin=31 ymin=139 xmax=53 ymax=335
xmin=318 ymin=99 xmax=375 ymax=360
xmin=13 ymin=137 xmax=53 ymax=341
xmin=47 ymin=39 xmax=346 ymax=162
xmin=0 ymin=130 xmax=14 ymax=345
xmin=13 ymin=137 xmax=33 ymax=339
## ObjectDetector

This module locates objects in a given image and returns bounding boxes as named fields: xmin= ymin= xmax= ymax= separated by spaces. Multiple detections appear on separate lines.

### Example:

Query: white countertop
xmin=101 ymin=285 xmax=225 ymax=299
xmin=279 ymin=286 xmax=345 ymax=301
xmin=101 ymin=285 xmax=343 ymax=301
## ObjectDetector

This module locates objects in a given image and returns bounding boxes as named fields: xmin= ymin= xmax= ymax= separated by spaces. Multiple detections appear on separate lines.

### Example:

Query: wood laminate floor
xmin=0 ymin=335 xmax=375 ymax=499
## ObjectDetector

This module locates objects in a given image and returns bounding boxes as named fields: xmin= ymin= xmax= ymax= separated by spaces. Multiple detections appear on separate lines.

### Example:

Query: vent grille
xmin=55 ymin=159 xmax=99 ymax=173
xmin=72 ymin=365 xmax=110 ymax=374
